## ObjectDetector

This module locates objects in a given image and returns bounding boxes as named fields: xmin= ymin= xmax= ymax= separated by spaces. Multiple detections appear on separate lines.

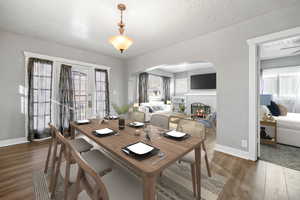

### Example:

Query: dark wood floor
xmin=0 ymin=131 xmax=299 ymax=200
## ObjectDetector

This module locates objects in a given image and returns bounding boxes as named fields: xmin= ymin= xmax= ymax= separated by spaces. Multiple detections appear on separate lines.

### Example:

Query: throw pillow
xmin=260 ymin=105 xmax=270 ymax=120
xmin=267 ymin=101 xmax=281 ymax=116
xmin=152 ymin=106 xmax=160 ymax=111
xmin=277 ymin=104 xmax=288 ymax=116
xmin=146 ymin=106 xmax=154 ymax=113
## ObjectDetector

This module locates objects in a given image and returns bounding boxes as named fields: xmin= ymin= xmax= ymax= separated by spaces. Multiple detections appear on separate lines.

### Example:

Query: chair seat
xmin=69 ymin=138 xmax=93 ymax=153
xmin=77 ymin=166 xmax=143 ymax=200
xmin=60 ymin=150 xmax=113 ymax=183
xmin=180 ymin=150 xmax=205 ymax=163
xmin=197 ymin=119 xmax=213 ymax=128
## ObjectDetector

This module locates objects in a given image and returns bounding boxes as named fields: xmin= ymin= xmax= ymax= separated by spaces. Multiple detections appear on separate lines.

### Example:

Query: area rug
xmin=32 ymin=162 xmax=227 ymax=200
xmin=260 ymin=143 xmax=300 ymax=171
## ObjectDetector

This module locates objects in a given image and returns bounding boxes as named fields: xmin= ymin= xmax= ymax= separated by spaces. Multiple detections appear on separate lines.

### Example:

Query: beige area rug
xmin=33 ymin=162 xmax=226 ymax=200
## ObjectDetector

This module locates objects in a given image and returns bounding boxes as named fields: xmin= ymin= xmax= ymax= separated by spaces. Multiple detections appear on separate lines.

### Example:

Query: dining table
xmin=70 ymin=119 xmax=203 ymax=200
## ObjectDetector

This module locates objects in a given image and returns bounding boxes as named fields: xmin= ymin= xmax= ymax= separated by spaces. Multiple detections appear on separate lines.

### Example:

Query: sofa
xmin=138 ymin=101 xmax=171 ymax=122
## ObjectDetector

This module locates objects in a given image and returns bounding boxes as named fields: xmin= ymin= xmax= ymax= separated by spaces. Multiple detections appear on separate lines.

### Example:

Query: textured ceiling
xmin=0 ymin=0 xmax=298 ymax=59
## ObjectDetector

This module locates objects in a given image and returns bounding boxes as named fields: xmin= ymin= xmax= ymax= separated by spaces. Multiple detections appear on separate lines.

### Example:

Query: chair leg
xmin=202 ymin=142 xmax=212 ymax=177
xmin=159 ymin=171 xmax=163 ymax=177
xmin=49 ymin=139 xmax=58 ymax=191
xmin=64 ymin=152 xmax=71 ymax=200
xmin=191 ymin=163 xmax=197 ymax=197
xmin=51 ymin=145 xmax=64 ymax=199
xmin=74 ymin=168 xmax=84 ymax=200
xmin=44 ymin=137 xmax=53 ymax=174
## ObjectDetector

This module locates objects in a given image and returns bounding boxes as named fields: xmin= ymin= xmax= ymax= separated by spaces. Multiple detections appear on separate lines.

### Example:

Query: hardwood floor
xmin=0 ymin=131 xmax=300 ymax=200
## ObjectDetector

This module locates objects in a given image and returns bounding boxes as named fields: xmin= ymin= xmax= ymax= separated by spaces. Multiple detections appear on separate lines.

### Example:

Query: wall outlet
xmin=241 ymin=140 xmax=248 ymax=148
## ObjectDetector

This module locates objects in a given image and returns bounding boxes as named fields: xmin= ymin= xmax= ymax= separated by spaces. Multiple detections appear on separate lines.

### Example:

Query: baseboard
xmin=214 ymin=144 xmax=250 ymax=160
xmin=0 ymin=137 xmax=29 ymax=148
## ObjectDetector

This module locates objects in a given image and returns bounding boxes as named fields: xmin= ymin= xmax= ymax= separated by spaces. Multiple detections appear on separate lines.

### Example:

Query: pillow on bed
xmin=267 ymin=101 xmax=281 ymax=116
xmin=278 ymin=104 xmax=288 ymax=116
xmin=260 ymin=105 xmax=270 ymax=119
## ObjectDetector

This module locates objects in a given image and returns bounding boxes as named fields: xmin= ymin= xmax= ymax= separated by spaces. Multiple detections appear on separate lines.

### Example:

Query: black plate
xmin=92 ymin=129 xmax=118 ymax=137
xmin=127 ymin=122 xmax=145 ymax=128
xmin=163 ymin=132 xmax=191 ymax=141
xmin=121 ymin=142 xmax=160 ymax=160
xmin=75 ymin=120 xmax=91 ymax=125
xmin=104 ymin=116 xmax=119 ymax=120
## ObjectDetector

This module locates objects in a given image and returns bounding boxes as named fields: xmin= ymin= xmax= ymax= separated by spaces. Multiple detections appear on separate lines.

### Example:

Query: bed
xmin=274 ymin=113 xmax=300 ymax=147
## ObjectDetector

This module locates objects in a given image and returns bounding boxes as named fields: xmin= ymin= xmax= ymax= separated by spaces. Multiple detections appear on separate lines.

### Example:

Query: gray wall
xmin=0 ymin=30 xmax=126 ymax=141
xmin=126 ymin=3 xmax=300 ymax=152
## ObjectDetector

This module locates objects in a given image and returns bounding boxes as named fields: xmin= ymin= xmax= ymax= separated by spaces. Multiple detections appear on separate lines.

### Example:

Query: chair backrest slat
xmin=128 ymin=111 xmax=145 ymax=122
xmin=150 ymin=114 xmax=169 ymax=130
xmin=177 ymin=119 xmax=206 ymax=141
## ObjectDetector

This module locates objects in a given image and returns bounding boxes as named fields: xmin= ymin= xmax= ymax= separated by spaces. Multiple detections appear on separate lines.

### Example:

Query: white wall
xmin=126 ymin=3 xmax=300 ymax=153
xmin=0 ymin=30 xmax=126 ymax=141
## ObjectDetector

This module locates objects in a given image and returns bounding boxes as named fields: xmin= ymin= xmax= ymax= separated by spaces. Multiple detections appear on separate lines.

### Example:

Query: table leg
xmin=143 ymin=174 xmax=157 ymax=200
xmin=70 ymin=125 xmax=75 ymax=139
xmin=274 ymin=123 xmax=277 ymax=148
xmin=195 ymin=145 xmax=202 ymax=200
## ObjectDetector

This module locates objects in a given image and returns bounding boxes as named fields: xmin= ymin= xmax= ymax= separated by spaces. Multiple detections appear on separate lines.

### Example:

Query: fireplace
xmin=191 ymin=103 xmax=211 ymax=119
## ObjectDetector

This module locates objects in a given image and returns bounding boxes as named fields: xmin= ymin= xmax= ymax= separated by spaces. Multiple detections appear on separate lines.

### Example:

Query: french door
xmin=71 ymin=66 xmax=95 ymax=120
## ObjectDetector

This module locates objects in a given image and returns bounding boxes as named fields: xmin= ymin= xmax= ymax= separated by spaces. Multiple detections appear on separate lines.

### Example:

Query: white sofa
xmin=138 ymin=101 xmax=171 ymax=122
xmin=274 ymin=113 xmax=300 ymax=147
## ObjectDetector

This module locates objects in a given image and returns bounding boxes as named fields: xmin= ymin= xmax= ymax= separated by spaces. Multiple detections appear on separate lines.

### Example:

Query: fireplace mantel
xmin=185 ymin=93 xmax=216 ymax=96
xmin=184 ymin=94 xmax=216 ymax=114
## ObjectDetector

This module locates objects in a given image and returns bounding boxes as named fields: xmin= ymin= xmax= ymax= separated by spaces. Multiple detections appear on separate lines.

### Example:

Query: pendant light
xmin=109 ymin=4 xmax=133 ymax=53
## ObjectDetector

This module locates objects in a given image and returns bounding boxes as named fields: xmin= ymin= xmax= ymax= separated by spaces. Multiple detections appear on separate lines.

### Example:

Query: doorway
xmin=247 ymin=26 xmax=300 ymax=162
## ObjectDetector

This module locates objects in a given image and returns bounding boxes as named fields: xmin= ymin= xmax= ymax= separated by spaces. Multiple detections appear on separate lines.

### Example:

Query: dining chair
xmin=150 ymin=114 xmax=170 ymax=130
xmin=176 ymin=119 xmax=212 ymax=196
xmin=51 ymin=129 xmax=113 ymax=200
xmin=169 ymin=113 xmax=186 ymax=129
xmin=128 ymin=111 xmax=145 ymax=122
xmin=44 ymin=124 xmax=93 ymax=175
xmin=70 ymin=145 xmax=143 ymax=200
xmin=46 ymin=124 xmax=94 ymax=198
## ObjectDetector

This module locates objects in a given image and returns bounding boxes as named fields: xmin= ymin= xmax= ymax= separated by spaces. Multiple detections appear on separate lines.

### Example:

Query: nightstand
xmin=260 ymin=120 xmax=277 ymax=147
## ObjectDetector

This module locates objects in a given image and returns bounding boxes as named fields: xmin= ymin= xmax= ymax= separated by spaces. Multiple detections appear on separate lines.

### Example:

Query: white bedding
xmin=274 ymin=113 xmax=300 ymax=130
xmin=273 ymin=113 xmax=300 ymax=147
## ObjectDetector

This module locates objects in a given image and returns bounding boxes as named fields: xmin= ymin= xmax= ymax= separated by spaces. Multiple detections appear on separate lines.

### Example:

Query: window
xmin=72 ymin=71 xmax=88 ymax=120
xmin=148 ymin=75 xmax=163 ymax=101
xmin=95 ymin=70 xmax=108 ymax=117
xmin=31 ymin=59 xmax=53 ymax=136
xmin=262 ymin=66 xmax=300 ymax=113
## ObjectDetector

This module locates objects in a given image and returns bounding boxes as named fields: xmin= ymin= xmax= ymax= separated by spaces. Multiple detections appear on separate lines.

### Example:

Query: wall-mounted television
xmin=190 ymin=73 xmax=216 ymax=89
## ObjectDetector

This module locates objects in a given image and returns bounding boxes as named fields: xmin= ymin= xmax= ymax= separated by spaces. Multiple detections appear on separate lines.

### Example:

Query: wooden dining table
xmin=70 ymin=119 xmax=203 ymax=200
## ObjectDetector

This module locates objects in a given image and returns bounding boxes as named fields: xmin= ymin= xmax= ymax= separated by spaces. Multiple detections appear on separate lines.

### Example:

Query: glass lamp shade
xmin=109 ymin=35 xmax=133 ymax=53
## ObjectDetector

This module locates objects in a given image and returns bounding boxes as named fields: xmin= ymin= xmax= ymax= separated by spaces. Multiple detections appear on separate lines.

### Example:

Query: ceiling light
xmin=109 ymin=4 xmax=133 ymax=53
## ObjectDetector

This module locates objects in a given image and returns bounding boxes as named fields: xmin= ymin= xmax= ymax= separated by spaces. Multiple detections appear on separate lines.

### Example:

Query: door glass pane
xmin=72 ymin=71 xmax=88 ymax=120
xmin=95 ymin=70 xmax=107 ymax=117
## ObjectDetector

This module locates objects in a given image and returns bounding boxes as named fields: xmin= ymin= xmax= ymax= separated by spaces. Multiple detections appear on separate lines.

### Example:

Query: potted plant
xmin=112 ymin=103 xmax=132 ymax=130
xmin=179 ymin=103 xmax=186 ymax=113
